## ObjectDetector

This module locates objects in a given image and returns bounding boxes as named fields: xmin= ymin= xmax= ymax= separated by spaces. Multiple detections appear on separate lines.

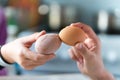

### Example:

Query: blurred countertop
xmin=1 ymin=73 xmax=120 ymax=80
xmin=0 ymin=73 xmax=90 ymax=80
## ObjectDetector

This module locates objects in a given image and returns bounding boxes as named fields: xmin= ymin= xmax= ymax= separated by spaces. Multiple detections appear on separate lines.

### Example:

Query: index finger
xmin=20 ymin=30 xmax=46 ymax=46
xmin=22 ymin=47 xmax=55 ymax=61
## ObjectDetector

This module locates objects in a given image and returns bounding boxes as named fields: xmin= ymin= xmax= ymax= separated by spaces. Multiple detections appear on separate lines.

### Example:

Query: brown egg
xmin=59 ymin=26 xmax=86 ymax=46
xmin=35 ymin=33 xmax=62 ymax=54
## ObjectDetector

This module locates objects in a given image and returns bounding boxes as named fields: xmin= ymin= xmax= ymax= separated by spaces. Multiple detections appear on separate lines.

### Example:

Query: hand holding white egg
xmin=35 ymin=33 xmax=62 ymax=54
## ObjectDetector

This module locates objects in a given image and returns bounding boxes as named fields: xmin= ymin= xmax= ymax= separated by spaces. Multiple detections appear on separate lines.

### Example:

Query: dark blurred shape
xmin=0 ymin=0 xmax=8 ymax=6
xmin=0 ymin=6 xmax=8 ymax=76
xmin=0 ymin=7 xmax=7 ymax=45
xmin=108 ymin=9 xmax=120 ymax=34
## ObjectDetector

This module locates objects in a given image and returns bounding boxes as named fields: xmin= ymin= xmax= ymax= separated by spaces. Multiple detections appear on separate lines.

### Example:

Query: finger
xmin=24 ymin=64 xmax=39 ymax=70
xmin=25 ymin=55 xmax=54 ymax=66
xmin=23 ymin=49 xmax=55 ymax=63
xmin=21 ymin=30 xmax=46 ymax=45
xmin=22 ymin=48 xmax=39 ymax=61
xmin=19 ymin=54 xmax=55 ymax=70
xmin=25 ymin=59 xmax=45 ymax=66
xmin=71 ymin=22 xmax=100 ymax=44
xmin=84 ymin=38 xmax=96 ymax=50
xmin=35 ymin=53 xmax=55 ymax=61
xmin=71 ymin=47 xmax=83 ymax=60
xmin=68 ymin=49 xmax=78 ymax=61
xmin=21 ymin=64 xmax=36 ymax=70
xmin=17 ymin=59 xmax=38 ymax=70
xmin=75 ymin=43 xmax=91 ymax=59
xmin=76 ymin=61 xmax=84 ymax=72
xmin=35 ymin=30 xmax=46 ymax=39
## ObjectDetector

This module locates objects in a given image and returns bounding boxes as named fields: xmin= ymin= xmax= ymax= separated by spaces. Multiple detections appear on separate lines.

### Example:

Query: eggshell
xmin=35 ymin=33 xmax=62 ymax=54
xmin=59 ymin=26 xmax=86 ymax=46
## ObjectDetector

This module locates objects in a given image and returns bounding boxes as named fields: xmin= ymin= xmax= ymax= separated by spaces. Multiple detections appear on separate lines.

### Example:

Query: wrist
xmin=91 ymin=70 xmax=115 ymax=80
xmin=0 ymin=45 xmax=14 ymax=65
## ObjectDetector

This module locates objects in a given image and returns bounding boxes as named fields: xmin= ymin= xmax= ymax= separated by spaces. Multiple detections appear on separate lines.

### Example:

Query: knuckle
xmin=70 ymin=55 xmax=77 ymax=61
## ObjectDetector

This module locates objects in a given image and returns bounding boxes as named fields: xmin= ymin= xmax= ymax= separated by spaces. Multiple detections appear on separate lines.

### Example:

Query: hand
xmin=1 ymin=30 xmax=55 ymax=70
xmin=68 ymin=22 xmax=115 ymax=80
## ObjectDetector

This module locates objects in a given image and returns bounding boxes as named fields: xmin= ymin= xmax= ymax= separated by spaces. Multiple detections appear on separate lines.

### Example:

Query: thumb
xmin=21 ymin=30 xmax=46 ymax=45
xmin=75 ymin=43 xmax=90 ymax=58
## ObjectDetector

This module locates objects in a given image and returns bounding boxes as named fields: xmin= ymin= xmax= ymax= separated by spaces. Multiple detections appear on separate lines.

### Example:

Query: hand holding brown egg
xmin=59 ymin=25 xmax=87 ymax=46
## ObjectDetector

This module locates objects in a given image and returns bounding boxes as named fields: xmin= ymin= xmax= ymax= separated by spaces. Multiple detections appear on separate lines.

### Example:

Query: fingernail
xmin=41 ymin=30 xmax=46 ymax=32
xmin=70 ymin=23 xmax=74 ymax=25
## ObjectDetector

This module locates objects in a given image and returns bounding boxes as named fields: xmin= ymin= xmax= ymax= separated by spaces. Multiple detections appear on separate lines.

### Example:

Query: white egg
xmin=35 ymin=33 xmax=62 ymax=54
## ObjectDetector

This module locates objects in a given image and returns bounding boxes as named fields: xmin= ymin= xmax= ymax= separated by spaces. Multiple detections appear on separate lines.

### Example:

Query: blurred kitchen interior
xmin=0 ymin=0 xmax=120 ymax=78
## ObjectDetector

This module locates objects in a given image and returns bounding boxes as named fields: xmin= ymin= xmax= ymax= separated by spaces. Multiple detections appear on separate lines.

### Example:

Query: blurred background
xmin=0 ymin=0 xmax=120 ymax=78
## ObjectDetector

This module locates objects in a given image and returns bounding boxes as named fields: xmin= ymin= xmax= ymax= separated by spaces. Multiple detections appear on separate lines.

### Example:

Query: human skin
xmin=1 ymin=30 xmax=55 ymax=70
xmin=68 ymin=22 xmax=115 ymax=80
